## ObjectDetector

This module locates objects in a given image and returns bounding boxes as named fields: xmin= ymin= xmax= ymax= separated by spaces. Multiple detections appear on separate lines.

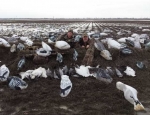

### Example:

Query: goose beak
xmin=134 ymin=104 xmax=145 ymax=111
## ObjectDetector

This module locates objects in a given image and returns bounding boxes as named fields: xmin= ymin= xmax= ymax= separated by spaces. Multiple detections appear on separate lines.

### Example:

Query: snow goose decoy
xmin=0 ymin=38 xmax=10 ymax=47
xmin=116 ymin=81 xmax=145 ymax=111
xmin=42 ymin=41 xmax=52 ymax=52
xmin=89 ymin=67 xmax=113 ymax=84
xmin=46 ymin=68 xmax=53 ymax=78
xmin=59 ymin=68 xmax=72 ymax=97
xmin=24 ymin=39 xmax=33 ymax=46
xmin=36 ymin=48 xmax=51 ymax=57
xmin=19 ymin=70 xmax=34 ymax=80
xmin=20 ymin=37 xmax=29 ymax=42
xmin=120 ymin=47 xmax=132 ymax=55
xmin=17 ymin=43 xmax=25 ymax=51
xmin=56 ymin=53 xmax=63 ymax=63
xmin=136 ymin=61 xmax=148 ymax=69
xmin=7 ymin=76 xmax=28 ymax=90
xmin=94 ymin=39 xmax=112 ymax=60
xmin=106 ymin=38 xmax=121 ymax=50
xmin=48 ymin=40 xmax=70 ymax=50
xmin=0 ymin=64 xmax=10 ymax=81
xmin=73 ymin=49 xmax=78 ymax=61
xmin=55 ymin=41 xmax=70 ymax=50
xmin=10 ymin=44 xmax=16 ymax=53
xmin=124 ymin=66 xmax=136 ymax=77
xmin=75 ymin=65 xmax=91 ymax=77
xmin=31 ymin=67 xmax=47 ymax=80
xmin=17 ymin=56 xmax=26 ymax=70
xmin=36 ymin=41 xmax=52 ymax=57
xmin=115 ymin=68 xmax=123 ymax=77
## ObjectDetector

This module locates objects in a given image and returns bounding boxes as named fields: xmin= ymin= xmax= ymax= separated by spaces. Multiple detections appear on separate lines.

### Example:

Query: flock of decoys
xmin=0 ymin=22 xmax=150 ymax=111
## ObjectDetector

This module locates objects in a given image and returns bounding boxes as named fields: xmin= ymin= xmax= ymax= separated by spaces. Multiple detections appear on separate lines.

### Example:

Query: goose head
xmin=116 ymin=81 xmax=125 ymax=91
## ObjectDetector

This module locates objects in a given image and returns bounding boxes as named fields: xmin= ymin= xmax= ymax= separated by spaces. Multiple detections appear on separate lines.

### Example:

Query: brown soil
xmin=0 ymin=43 xmax=150 ymax=115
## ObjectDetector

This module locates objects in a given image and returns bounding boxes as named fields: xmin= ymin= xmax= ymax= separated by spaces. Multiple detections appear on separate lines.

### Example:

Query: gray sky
xmin=0 ymin=0 xmax=150 ymax=18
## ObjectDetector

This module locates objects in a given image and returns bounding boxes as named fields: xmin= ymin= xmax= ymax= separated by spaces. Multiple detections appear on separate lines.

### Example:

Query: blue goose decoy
xmin=106 ymin=67 xmax=115 ymax=76
xmin=68 ymin=67 xmax=80 ymax=77
xmin=74 ymin=35 xmax=81 ymax=42
xmin=94 ymin=39 xmax=112 ymax=60
xmin=46 ymin=68 xmax=53 ymax=78
xmin=96 ymin=68 xmax=113 ymax=84
xmin=136 ymin=61 xmax=148 ymax=69
xmin=49 ymin=36 xmax=56 ymax=42
xmin=73 ymin=49 xmax=78 ymax=61
xmin=62 ymin=65 xmax=68 ymax=75
xmin=92 ymin=34 xmax=100 ymax=39
xmin=36 ymin=48 xmax=51 ymax=57
xmin=89 ymin=67 xmax=113 ymax=84
xmin=7 ymin=76 xmax=28 ymax=90
xmin=115 ymin=68 xmax=123 ymax=77
xmin=126 ymin=39 xmax=134 ymax=47
xmin=56 ymin=53 xmax=63 ymax=63
xmin=0 ymin=64 xmax=10 ymax=81
xmin=53 ymin=69 xmax=60 ymax=79
xmin=0 ymin=71 xmax=9 ymax=81
xmin=145 ymin=42 xmax=150 ymax=51
xmin=18 ymin=56 xmax=26 ymax=70
xmin=120 ymin=47 xmax=132 ymax=55
xmin=17 ymin=43 xmax=25 ymax=51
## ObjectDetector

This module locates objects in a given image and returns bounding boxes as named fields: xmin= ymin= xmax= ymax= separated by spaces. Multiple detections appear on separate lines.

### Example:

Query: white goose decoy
xmin=142 ymin=29 xmax=150 ymax=32
xmin=100 ymin=32 xmax=108 ymax=37
xmin=133 ymin=37 xmax=141 ymax=49
xmin=10 ymin=44 xmax=16 ymax=53
xmin=100 ymin=50 xmax=112 ymax=60
xmin=20 ymin=37 xmax=29 ymax=41
xmin=75 ymin=65 xmax=91 ymax=77
xmin=131 ymin=33 xmax=139 ymax=38
xmin=31 ymin=67 xmax=43 ymax=79
xmin=55 ymin=41 xmax=70 ymax=50
xmin=48 ymin=40 xmax=70 ymax=50
xmin=40 ymin=67 xmax=47 ymax=78
xmin=118 ymin=37 xmax=127 ymax=43
xmin=24 ymin=39 xmax=33 ymax=46
xmin=48 ymin=38 xmax=54 ymax=43
xmin=42 ymin=41 xmax=52 ymax=52
xmin=124 ymin=66 xmax=136 ymax=77
xmin=0 ymin=38 xmax=10 ymax=47
xmin=19 ymin=70 xmax=34 ymax=80
xmin=31 ymin=67 xmax=47 ymax=79
xmin=106 ymin=38 xmax=121 ymax=50
xmin=116 ymin=81 xmax=145 ymax=111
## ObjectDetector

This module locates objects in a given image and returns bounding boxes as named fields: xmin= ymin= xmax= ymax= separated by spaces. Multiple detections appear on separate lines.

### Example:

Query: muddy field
xmin=0 ymin=20 xmax=150 ymax=115
xmin=0 ymin=45 xmax=150 ymax=115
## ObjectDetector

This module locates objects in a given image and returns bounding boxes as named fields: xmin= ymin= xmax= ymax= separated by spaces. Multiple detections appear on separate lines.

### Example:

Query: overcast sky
xmin=0 ymin=0 xmax=149 ymax=18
